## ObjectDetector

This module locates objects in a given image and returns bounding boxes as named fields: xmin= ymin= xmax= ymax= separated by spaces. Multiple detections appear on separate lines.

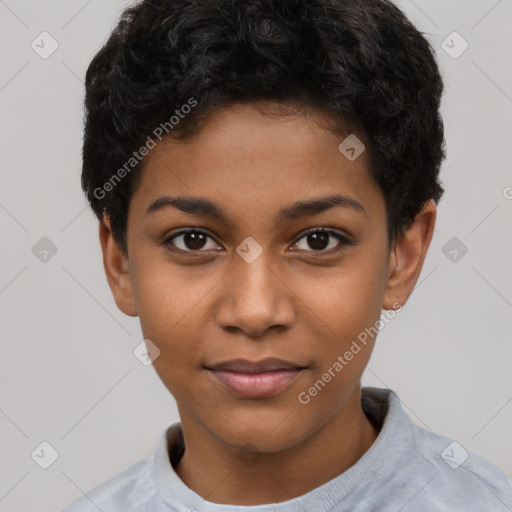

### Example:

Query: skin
xmin=99 ymin=101 xmax=436 ymax=506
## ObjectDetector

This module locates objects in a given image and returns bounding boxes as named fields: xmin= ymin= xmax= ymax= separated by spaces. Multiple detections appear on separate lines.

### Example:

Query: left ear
xmin=382 ymin=199 xmax=437 ymax=310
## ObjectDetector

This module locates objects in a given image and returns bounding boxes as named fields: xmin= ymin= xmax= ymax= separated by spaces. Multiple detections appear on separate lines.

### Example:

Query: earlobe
xmin=382 ymin=200 xmax=437 ymax=310
xmin=99 ymin=215 xmax=138 ymax=317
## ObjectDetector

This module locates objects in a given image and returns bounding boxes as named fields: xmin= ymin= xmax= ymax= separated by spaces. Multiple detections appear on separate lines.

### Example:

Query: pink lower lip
xmin=208 ymin=369 xmax=303 ymax=398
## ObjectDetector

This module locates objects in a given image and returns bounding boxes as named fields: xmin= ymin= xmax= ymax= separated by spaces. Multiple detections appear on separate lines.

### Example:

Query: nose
xmin=215 ymin=252 xmax=296 ymax=338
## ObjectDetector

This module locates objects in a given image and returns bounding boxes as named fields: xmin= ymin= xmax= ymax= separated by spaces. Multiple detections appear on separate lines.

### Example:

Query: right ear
xmin=99 ymin=215 xmax=138 ymax=317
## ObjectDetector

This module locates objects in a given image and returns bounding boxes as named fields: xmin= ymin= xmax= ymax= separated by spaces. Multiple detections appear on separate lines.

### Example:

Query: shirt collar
xmin=150 ymin=387 xmax=412 ymax=512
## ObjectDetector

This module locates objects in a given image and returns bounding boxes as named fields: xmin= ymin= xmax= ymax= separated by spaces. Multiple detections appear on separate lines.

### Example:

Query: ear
xmin=99 ymin=215 xmax=138 ymax=317
xmin=382 ymin=200 xmax=437 ymax=310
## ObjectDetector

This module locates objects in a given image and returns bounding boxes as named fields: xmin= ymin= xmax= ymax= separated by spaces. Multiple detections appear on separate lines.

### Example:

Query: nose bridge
xmin=216 ymin=243 xmax=295 ymax=336
xmin=233 ymin=248 xmax=276 ymax=301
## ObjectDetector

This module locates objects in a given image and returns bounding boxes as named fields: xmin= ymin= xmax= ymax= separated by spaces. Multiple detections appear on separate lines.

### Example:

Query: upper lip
xmin=205 ymin=358 xmax=306 ymax=374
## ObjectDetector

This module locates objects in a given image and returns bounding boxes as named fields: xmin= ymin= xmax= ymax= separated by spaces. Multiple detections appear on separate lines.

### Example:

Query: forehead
xmin=129 ymin=102 xmax=385 ymax=224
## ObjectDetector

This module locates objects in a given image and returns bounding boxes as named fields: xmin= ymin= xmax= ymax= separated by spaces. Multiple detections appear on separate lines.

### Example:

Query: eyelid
xmin=294 ymin=226 xmax=351 ymax=241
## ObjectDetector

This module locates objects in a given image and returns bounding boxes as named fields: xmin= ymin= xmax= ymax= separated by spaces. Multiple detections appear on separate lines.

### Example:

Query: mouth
xmin=204 ymin=358 xmax=307 ymax=398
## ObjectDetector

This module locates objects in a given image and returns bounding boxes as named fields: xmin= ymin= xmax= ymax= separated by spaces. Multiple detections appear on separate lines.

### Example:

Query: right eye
xmin=162 ymin=228 xmax=223 ymax=253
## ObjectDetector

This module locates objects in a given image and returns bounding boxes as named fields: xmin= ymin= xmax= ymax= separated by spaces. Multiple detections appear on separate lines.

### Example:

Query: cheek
xmin=306 ymin=258 xmax=388 ymax=339
xmin=133 ymin=249 xmax=205 ymax=327
xmin=297 ymin=250 xmax=388 ymax=392
xmin=132 ymin=262 xmax=214 ymax=368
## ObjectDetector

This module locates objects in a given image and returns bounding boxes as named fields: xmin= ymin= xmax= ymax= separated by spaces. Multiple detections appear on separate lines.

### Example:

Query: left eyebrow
xmin=279 ymin=194 xmax=366 ymax=220
xmin=145 ymin=193 xmax=366 ymax=221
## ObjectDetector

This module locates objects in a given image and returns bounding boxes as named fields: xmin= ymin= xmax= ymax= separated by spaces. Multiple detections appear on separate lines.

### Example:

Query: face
xmin=105 ymin=101 xmax=426 ymax=453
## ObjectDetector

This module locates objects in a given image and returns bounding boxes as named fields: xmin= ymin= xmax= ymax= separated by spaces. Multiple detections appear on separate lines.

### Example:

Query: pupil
xmin=185 ymin=232 xmax=206 ymax=250
xmin=308 ymin=232 xmax=329 ymax=250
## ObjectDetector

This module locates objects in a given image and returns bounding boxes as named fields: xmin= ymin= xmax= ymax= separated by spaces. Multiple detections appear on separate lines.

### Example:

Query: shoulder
xmin=408 ymin=421 xmax=512 ymax=510
xmin=362 ymin=388 xmax=512 ymax=511
xmin=60 ymin=456 xmax=155 ymax=512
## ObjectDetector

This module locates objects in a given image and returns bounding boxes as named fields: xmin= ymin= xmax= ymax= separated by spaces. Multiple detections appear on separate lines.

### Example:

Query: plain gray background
xmin=0 ymin=1 xmax=511 ymax=510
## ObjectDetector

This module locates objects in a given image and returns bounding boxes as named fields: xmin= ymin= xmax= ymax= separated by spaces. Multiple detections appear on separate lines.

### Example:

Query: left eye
xmin=291 ymin=228 xmax=351 ymax=253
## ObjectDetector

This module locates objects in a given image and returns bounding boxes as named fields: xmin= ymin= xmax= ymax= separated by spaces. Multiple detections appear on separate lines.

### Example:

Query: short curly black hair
xmin=82 ymin=0 xmax=445 ymax=255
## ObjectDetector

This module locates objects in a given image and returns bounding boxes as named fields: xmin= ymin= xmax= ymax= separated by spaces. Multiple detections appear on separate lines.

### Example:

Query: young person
xmin=62 ymin=0 xmax=512 ymax=509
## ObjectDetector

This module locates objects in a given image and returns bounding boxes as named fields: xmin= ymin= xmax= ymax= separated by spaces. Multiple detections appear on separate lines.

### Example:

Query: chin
xmin=209 ymin=407 xmax=312 ymax=453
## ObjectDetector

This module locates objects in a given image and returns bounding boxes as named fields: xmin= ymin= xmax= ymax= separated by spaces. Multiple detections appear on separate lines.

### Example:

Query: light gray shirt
xmin=61 ymin=387 xmax=512 ymax=511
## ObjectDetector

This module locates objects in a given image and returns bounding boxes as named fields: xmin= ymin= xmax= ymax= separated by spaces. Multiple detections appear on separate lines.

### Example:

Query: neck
xmin=174 ymin=386 xmax=379 ymax=506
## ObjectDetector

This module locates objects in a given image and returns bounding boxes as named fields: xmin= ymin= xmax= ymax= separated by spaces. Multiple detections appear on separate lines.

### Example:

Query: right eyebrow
xmin=145 ymin=196 xmax=230 ymax=222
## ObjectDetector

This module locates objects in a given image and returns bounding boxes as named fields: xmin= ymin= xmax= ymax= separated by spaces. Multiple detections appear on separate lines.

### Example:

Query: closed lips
xmin=205 ymin=358 xmax=308 ymax=398
xmin=204 ymin=358 xmax=307 ymax=373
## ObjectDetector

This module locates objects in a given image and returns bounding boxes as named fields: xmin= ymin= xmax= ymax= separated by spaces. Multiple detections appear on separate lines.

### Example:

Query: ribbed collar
xmin=150 ymin=387 xmax=412 ymax=511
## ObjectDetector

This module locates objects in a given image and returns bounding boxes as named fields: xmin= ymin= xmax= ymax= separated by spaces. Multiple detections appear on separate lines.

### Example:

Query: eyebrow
xmin=145 ymin=193 xmax=366 ymax=221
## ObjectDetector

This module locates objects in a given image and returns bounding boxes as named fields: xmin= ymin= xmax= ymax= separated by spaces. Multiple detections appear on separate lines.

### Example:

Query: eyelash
xmin=162 ymin=227 xmax=352 ymax=256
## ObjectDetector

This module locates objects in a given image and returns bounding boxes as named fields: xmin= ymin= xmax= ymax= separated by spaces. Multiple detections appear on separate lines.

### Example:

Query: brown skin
xmin=99 ymin=101 xmax=436 ymax=505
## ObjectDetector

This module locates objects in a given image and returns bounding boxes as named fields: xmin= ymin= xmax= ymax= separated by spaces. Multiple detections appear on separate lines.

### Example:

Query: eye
xmin=163 ymin=228 xmax=222 ymax=253
xmin=291 ymin=228 xmax=352 ymax=253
